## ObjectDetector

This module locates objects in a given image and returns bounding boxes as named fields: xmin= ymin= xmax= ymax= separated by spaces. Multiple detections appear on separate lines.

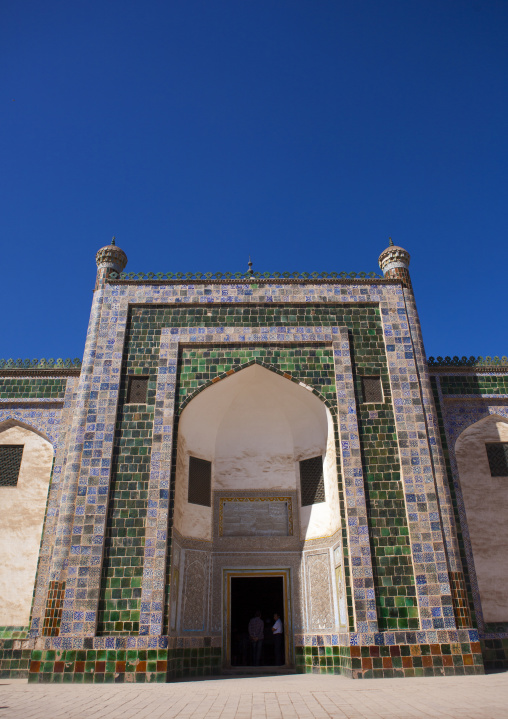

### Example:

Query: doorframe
xmin=223 ymin=567 xmax=292 ymax=668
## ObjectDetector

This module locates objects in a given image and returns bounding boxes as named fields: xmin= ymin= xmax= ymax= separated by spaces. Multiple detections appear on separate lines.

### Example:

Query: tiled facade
xmin=0 ymin=240 xmax=505 ymax=681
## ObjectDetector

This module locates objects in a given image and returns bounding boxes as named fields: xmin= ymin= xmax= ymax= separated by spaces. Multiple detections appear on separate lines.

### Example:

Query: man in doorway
xmin=272 ymin=612 xmax=284 ymax=666
xmin=248 ymin=610 xmax=264 ymax=666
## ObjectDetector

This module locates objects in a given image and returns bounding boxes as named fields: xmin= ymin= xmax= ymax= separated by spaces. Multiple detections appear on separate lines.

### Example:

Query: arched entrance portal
xmin=170 ymin=363 xmax=347 ymax=668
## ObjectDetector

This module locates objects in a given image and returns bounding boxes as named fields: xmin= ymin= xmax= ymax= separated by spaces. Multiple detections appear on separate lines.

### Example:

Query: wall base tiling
xmin=167 ymin=648 xmax=222 ymax=680
xmin=0 ymin=627 xmax=30 ymax=678
xmin=295 ymin=646 xmax=353 ymax=676
xmin=26 ymin=646 xmax=222 ymax=683
xmin=0 ymin=626 xmax=29 ymax=639
xmin=0 ymin=642 xmax=32 ymax=679
xmin=294 ymin=630 xmax=484 ymax=678
xmin=9 ymin=643 xmax=487 ymax=682
xmin=481 ymin=639 xmax=508 ymax=672
xmin=0 ymin=629 xmax=487 ymax=682
xmin=295 ymin=642 xmax=484 ymax=678
xmin=0 ymin=629 xmax=484 ymax=684
xmin=27 ymin=648 xmax=168 ymax=683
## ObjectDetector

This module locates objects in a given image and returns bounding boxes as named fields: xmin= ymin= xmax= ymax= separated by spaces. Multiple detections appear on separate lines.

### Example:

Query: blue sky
xmin=1 ymin=0 xmax=507 ymax=360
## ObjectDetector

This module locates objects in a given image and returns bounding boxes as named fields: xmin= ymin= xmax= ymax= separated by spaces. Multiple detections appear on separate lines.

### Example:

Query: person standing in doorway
xmin=272 ymin=612 xmax=284 ymax=666
xmin=248 ymin=610 xmax=264 ymax=666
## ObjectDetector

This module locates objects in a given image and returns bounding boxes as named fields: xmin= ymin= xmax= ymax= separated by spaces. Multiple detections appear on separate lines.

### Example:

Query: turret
xmin=95 ymin=237 xmax=128 ymax=289
xmin=378 ymin=238 xmax=411 ymax=289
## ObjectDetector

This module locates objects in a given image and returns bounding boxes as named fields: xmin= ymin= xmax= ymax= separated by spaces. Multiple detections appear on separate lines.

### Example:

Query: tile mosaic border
xmin=141 ymin=324 xmax=371 ymax=637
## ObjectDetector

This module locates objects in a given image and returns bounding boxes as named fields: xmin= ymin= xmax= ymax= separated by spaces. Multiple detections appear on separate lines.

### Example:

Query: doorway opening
xmin=230 ymin=576 xmax=285 ymax=667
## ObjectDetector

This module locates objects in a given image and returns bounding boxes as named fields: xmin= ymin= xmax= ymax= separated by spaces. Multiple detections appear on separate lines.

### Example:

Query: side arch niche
xmin=455 ymin=414 xmax=508 ymax=623
xmin=0 ymin=421 xmax=54 ymax=626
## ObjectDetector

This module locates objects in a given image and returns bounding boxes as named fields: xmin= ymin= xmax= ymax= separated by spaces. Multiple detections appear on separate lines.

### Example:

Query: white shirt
xmin=272 ymin=618 xmax=283 ymax=634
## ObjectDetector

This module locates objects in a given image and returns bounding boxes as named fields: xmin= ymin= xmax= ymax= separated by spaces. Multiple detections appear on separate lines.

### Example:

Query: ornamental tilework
xmin=380 ymin=311 xmax=455 ymax=633
xmin=0 ymin=378 xmax=67 ymax=400
xmin=440 ymin=374 xmax=508 ymax=396
xmin=28 ymin=379 xmax=78 ymax=633
xmin=333 ymin=330 xmax=377 ymax=634
xmin=402 ymin=292 xmax=463 ymax=577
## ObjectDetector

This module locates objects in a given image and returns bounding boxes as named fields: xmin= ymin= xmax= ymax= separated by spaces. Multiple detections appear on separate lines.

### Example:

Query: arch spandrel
xmin=0 ymin=417 xmax=55 ymax=451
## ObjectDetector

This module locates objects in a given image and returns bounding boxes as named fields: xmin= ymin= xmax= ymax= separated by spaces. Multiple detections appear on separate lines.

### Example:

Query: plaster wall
xmin=299 ymin=408 xmax=341 ymax=540
xmin=455 ymin=416 xmax=508 ymax=623
xmin=174 ymin=365 xmax=340 ymax=541
xmin=0 ymin=424 xmax=53 ymax=625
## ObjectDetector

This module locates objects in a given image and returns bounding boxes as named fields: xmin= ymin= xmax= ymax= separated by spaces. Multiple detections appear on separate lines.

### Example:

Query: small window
xmin=188 ymin=456 xmax=212 ymax=507
xmin=300 ymin=456 xmax=325 ymax=506
xmin=486 ymin=443 xmax=508 ymax=477
xmin=361 ymin=376 xmax=383 ymax=403
xmin=127 ymin=376 xmax=149 ymax=404
xmin=0 ymin=445 xmax=24 ymax=487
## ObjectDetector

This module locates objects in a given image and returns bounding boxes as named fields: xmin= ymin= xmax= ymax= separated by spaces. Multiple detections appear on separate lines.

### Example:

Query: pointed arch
xmin=178 ymin=358 xmax=335 ymax=416
xmin=455 ymin=412 xmax=508 ymax=445
xmin=0 ymin=409 xmax=60 ymax=454
xmin=0 ymin=417 xmax=54 ymax=448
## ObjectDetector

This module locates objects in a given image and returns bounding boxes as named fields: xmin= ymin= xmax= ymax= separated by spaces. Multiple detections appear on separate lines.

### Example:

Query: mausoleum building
xmin=0 ymin=239 xmax=507 ymax=682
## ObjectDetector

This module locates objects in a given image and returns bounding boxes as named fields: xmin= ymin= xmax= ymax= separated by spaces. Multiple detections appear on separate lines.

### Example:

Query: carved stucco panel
xmin=306 ymin=551 xmax=334 ymax=631
xmin=182 ymin=550 xmax=209 ymax=632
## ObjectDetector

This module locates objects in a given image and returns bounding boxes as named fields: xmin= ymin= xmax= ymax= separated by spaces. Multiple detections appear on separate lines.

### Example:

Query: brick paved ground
xmin=0 ymin=672 xmax=507 ymax=719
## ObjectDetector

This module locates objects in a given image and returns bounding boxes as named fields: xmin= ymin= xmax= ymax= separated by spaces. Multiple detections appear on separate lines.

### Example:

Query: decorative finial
xmin=248 ymin=256 xmax=253 ymax=276
xmin=95 ymin=237 xmax=128 ymax=287
xmin=378 ymin=240 xmax=410 ymax=280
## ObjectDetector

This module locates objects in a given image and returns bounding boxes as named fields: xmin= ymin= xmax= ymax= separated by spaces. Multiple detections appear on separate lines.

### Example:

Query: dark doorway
xmin=230 ymin=576 xmax=285 ymax=667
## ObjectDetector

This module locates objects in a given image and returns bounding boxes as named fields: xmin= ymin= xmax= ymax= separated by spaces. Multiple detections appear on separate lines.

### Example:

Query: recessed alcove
xmin=173 ymin=363 xmax=340 ymax=541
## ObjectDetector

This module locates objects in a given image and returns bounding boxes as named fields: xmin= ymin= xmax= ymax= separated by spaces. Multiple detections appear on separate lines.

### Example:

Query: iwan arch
xmin=0 ymin=238 xmax=507 ymax=681
xmin=171 ymin=362 xmax=347 ymax=666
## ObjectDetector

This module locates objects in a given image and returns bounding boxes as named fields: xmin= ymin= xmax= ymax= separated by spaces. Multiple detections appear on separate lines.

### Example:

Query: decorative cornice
xmin=108 ymin=270 xmax=382 ymax=283
xmin=427 ymin=355 xmax=508 ymax=368
xmin=0 ymin=358 xmax=81 ymax=372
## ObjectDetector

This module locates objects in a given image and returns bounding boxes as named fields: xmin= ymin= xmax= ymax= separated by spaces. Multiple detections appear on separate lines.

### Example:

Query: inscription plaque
xmin=220 ymin=498 xmax=291 ymax=537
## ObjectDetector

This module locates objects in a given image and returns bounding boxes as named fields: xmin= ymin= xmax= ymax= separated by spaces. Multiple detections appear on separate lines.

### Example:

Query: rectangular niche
xmin=188 ymin=456 xmax=212 ymax=507
xmin=219 ymin=497 xmax=293 ymax=537
xmin=126 ymin=375 xmax=149 ymax=404
xmin=486 ymin=443 xmax=508 ymax=477
xmin=361 ymin=376 xmax=383 ymax=403
xmin=0 ymin=445 xmax=24 ymax=487
xmin=299 ymin=456 xmax=325 ymax=506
